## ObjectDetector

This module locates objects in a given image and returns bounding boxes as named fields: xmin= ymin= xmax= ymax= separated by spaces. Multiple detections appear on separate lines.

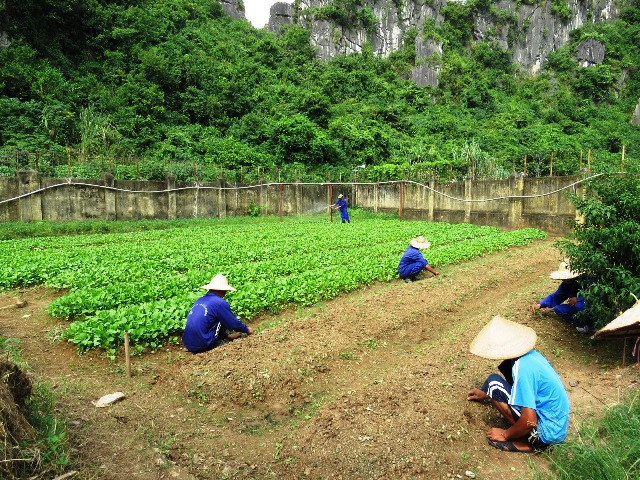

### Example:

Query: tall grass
xmin=532 ymin=391 xmax=640 ymax=479
xmin=0 ymin=335 xmax=73 ymax=479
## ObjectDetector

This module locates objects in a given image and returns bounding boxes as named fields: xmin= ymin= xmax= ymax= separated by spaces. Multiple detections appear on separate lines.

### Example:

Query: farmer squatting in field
xmin=530 ymin=261 xmax=592 ymax=333
xmin=397 ymin=236 xmax=439 ymax=283
xmin=182 ymin=274 xmax=253 ymax=353
xmin=466 ymin=316 xmax=570 ymax=453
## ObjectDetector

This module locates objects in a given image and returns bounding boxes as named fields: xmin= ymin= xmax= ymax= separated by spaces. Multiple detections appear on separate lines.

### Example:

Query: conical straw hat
xmin=410 ymin=236 xmax=431 ymax=249
xmin=594 ymin=297 xmax=640 ymax=339
xmin=469 ymin=316 xmax=537 ymax=360
xmin=549 ymin=261 xmax=580 ymax=280
xmin=200 ymin=274 xmax=236 ymax=292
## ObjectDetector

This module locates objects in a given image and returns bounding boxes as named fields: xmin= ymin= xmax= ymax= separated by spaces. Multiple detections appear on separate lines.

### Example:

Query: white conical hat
xmin=594 ymin=297 xmax=640 ymax=339
xmin=200 ymin=274 xmax=236 ymax=292
xmin=410 ymin=236 xmax=431 ymax=249
xmin=469 ymin=316 xmax=537 ymax=360
xmin=549 ymin=261 xmax=580 ymax=280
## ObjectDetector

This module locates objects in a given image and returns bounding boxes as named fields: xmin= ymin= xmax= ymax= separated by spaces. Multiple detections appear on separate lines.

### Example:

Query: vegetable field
xmin=0 ymin=216 xmax=546 ymax=356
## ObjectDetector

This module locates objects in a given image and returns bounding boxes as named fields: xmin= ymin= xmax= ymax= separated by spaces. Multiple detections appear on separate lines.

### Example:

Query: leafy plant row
xmin=57 ymin=226 xmax=545 ymax=356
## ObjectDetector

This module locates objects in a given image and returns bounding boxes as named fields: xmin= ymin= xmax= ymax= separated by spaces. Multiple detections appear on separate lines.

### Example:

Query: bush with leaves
xmin=558 ymin=174 xmax=640 ymax=329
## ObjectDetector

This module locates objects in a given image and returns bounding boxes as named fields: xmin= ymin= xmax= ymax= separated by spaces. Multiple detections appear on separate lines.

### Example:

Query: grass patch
xmin=533 ymin=391 xmax=640 ymax=479
xmin=0 ymin=334 xmax=73 ymax=479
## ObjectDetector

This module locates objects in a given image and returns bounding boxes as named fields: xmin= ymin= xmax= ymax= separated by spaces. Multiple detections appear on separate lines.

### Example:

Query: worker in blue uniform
xmin=398 ymin=236 xmax=439 ymax=283
xmin=531 ymin=261 xmax=590 ymax=333
xmin=331 ymin=194 xmax=350 ymax=223
xmin=182 ymin=274 xmax=253 ymax=353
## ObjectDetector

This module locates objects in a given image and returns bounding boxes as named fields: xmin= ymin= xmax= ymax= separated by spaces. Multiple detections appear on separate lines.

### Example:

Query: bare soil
xmin=1 ymin=239 xmax=639 ymax=480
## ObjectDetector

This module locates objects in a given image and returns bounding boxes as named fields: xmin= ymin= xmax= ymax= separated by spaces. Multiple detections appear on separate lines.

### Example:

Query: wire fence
xmin=0 ymin=147 xmax=633 ymax=185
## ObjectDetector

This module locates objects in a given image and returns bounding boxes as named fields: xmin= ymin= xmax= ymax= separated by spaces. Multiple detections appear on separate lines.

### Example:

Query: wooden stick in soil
xmin=124 ymin=332 xmax=131 ymax=378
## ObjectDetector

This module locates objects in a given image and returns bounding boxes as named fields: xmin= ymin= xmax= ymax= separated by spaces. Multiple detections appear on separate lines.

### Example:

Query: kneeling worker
xmin=182 ymin=274 xmax=253 ymax=354
xmin=466 ymin=316 xmax=570 ymax=452
xmin=398 ymin=235 xmax=439 ymax=283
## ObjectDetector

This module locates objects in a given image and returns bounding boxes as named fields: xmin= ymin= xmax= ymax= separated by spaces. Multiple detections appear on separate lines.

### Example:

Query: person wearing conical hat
xmin=330 ymin=194 xmax=350 ymax=223
xmin=398 ymin=236 xmax=439 ymax=283
xmin=467 ymin=316 xmax=570 ymax=453
xmin=530 ymin=261 xmax=591 ymax=333
xmin=182 ymin=274 xmax=253 ymax=354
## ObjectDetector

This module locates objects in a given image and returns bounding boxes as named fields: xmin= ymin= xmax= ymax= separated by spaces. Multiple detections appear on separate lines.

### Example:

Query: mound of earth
xmin=0 ymin=239 xmax=638 ymax=479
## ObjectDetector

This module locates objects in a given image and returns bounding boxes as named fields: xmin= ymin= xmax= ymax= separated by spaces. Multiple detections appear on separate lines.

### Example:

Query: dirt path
xmin=1 ymin=239 xmax=638 ymax=479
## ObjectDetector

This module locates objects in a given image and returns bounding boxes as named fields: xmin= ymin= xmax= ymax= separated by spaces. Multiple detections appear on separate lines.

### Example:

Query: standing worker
xmin=182 ymin=274 xmax=253 ymax=354
xmin=331 ymin=194 xmax=350 ymax=223
xmin=398 ymin=236 xmax=439 ymax=283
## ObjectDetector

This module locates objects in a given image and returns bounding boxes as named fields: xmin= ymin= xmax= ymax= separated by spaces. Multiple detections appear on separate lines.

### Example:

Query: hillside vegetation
xmin=1 ymin=0 xmax=639 ymax=182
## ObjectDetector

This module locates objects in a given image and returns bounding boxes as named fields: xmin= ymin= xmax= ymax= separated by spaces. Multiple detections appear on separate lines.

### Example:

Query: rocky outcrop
xmin=574 ymin=38 xmax=606 ymax=67
xmin=267 ymin=0 xmax=621 ymax=87
xmin=632 ymin=99 xmax=640 ymax=125
xmin=219 ymin=0 xmax=245 ymax=21
xmin=268 ymin=2 xmax=295 ymax=33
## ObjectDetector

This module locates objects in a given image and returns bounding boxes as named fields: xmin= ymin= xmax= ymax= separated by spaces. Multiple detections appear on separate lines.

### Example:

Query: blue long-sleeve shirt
xmin=539 ymin=280 xmax=585 ymax=311
xmin=398 ymin=245 xmax=428 ymax=279
xmin=182 ymin=292 xmax=249 ymax=353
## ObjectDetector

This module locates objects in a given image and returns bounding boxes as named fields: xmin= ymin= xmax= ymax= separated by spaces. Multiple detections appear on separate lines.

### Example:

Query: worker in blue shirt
xmin=331 ymin=194 xmax=350 ymax=223
xmin=398 ymin=236 xmax=439 ymax=283
xmin=531 ymin=261 xmax=590 ymax=333
xmin=467 ymin=316 xmax=570 ymax=453
xmin=182 ymin=274 xmax=253 ymax=353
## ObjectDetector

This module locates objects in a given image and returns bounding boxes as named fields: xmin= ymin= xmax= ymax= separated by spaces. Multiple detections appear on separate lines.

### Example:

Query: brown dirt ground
xmin=1 ymin=239 xmax=639 ymax=480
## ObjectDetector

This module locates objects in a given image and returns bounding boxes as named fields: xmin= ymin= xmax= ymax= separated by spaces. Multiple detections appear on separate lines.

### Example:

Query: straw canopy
xmin=549 ymin=261 xmax=581 ymax=280
xmin=409 ymin=236 xmax=431 ymax=249
xmin=200 ymin=274 xmax=236 ymax=292
xmin=594 ymin=297 xmax=640 ymax=339
xmin=469 ymin=316 xmax=537 ymax=360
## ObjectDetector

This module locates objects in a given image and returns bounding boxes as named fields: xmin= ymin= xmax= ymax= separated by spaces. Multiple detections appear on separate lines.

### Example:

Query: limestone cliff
xmin=266 ymin=0 xmax=622 ymax=87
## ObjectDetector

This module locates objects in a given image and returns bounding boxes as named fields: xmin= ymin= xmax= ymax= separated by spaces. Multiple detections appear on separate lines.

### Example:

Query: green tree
xmin=558 ymin=175 xmax=640 ymax=329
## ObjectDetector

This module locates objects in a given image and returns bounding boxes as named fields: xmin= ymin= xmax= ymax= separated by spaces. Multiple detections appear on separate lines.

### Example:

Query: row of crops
xmin=0 ymin=216 xmax=547 ymax=357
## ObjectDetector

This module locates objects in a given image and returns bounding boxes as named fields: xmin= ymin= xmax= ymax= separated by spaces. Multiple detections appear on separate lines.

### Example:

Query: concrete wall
xmin=0 ymin=171 xmax=583 ymax=234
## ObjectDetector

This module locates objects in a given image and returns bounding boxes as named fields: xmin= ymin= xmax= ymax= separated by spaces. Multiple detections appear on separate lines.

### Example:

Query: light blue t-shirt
xmin=511 ymin=350 xmax=570 ymax=444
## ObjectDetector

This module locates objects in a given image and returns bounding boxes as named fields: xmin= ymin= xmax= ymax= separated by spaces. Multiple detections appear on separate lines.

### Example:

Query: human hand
xmin=567 ymin=297 xmax=578 ymax=306
xmin=467 ymin=388 xmax=489 ymax=402
xmin=486 ymin=428 xmax=508 ymax=442
xmin=530 ymin=303 xmax=541 ymax=314
xmin=246 ymin=327 xmax=254 ymax=335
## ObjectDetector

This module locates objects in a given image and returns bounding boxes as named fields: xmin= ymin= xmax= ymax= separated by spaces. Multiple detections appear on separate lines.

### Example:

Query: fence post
xmin=621 ymin=145 xmax=626 ymax=171
xmin=508 ymin=174 xmax=525 ymax=230
xmin=399 ymin=181 xmax=403 ymax=221
xmin=428 ymin=178 xmax=436 ymax=222
xmin=166 ymin=174 xmax=176 ymax=220
xmin=17 ymin=170 xmax=42 ymax=222
xmin=464 ymin=177 xmax=472 ymax=224
xmin=549 ymin=153 xmax=554 ymax=177
xmin=103 ymin=172 xmax=116 ymax=220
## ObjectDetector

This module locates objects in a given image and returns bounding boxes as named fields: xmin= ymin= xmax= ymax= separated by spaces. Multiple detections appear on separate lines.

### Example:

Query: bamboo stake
xmin=579 ymin=150 xmax=583 ymax=170
xmin=124 ymin=332 xmax=131 ymax=378
xmin=549 ymin=153 xmax=554 ymax=177
xmin=523 ymin=155 xmax=527 ymax=176
xmin=588 ymin=149 xmax=591 ymax=171
xmin=621 ymin=145 xmax=626 ymax=171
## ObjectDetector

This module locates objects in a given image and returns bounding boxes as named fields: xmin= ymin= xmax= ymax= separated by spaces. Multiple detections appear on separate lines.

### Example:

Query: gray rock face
xmin=268 ymin=2 xmax=295 ymax=32
xmin=219 ymin=0 xmax=245 ymax=21
xmin=632 ymin=99 xmax=640 ymax=125
xmin=0 ymin=31 xmax=11 ymax=49
xmin=574 ymin=38 xmax=606 ymax=67
xmin=267 ymin=0 xmax=621 ymax=87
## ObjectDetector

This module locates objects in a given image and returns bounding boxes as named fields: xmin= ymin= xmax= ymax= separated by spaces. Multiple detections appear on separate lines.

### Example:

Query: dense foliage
xmin=558 ymin=174 xmax=640 ymax=329
xmin=1 ymin=0 xmax=639 ymax=182
xmin=0 ymin=216 xmax=546 ymax=356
